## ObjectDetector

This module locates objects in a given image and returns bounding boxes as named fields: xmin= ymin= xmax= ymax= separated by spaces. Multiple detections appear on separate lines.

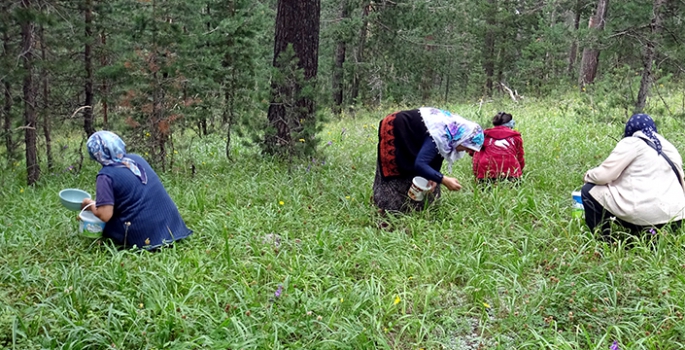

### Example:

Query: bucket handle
xmin=79 ymin=202 xmax=95 ymax=218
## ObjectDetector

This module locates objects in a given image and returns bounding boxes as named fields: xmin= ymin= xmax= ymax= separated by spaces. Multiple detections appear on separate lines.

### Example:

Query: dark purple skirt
xmin=372 ymin=161 xmax=441 ymax=213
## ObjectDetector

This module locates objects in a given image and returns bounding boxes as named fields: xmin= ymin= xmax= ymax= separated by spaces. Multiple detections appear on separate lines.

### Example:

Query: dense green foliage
xmin=2 ymin=0 xmax=685 ymax=346
xmin=3 ymin=91 xmax=685 ymax=348
xmin=3 ymin=0 xmax=685 ymax=173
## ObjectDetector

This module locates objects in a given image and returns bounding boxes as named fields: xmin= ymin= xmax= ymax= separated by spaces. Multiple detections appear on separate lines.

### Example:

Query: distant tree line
xmin=2 ymin=0 xmax=684 ymax=185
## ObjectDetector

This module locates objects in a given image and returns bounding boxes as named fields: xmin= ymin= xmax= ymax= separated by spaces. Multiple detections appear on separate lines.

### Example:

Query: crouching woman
xmin=582 ymin=114 xmax=685 ymax=240
xmin=373 ymin=107 xmax=484 ymax=212
xmin=81 ymin=131 xmax=193 ymax=249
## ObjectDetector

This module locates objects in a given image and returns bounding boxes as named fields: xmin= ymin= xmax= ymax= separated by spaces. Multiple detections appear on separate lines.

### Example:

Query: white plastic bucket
xmin=78 ymin=203 xmax=105 ymax=238
xmin=408 ymin=176 xmax=431 ymax=201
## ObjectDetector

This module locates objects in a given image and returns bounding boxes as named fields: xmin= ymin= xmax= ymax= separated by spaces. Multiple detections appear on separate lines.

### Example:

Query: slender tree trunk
xmin=100 ymin=31 xmax=108 ymax=128
xmin=2 ymin=31 xmax=12 ymax=160
xmin=3 ymin=80 xmax=10 ymax=161
xmin=567 ymin=0 xmax=582 ymax=78
xmin=461 ymin=49 xmax=470 ymax=96
xmin=635 ymin=0 xmax=665 ymax=113
xmin=200 ymin=116 xmax=207 ymax=136
xmin=83 ymin=0 xmax=95 ymax=136
xmin=482 ymin=0 xmax=497 ymax=97
xmin=444 ymin=59 xmax=452 ymax=103
xmin=21 ymin=0 xmax=40 ymax=185
xmin=496 ymin=45 xmax=505 ymax=89
xmin=578 ymin=0 xmax=609 ymax=89
xmin=224 ymin=85 xmax=234 ymax=159
xmin=349 ymin=2 xmax=369 ymax=104
xmin=265 ymin=0 xmax=320 ymax=154
xmin=331 ymin=0 xmax=349 ymax=115
xmin=149 ymin=0 xmax=168 ymax=170
xmin=197 ymin=3 xmax=211 ymax=133
xmin=546 ymin=3 xmax=559 ymax=81
xmin=39 ymin=25 xmax=52 ymax=170
xmin=420 ymin=39 xmax=436 ymax=103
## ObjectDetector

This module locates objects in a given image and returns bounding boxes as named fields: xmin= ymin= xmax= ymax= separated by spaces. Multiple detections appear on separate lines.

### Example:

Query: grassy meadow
xmin=3 ymin=92 xmax=685 ymax=349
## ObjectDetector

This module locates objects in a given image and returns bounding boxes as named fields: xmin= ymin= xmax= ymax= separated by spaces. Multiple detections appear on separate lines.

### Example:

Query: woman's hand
xmin=81 ymin=198 xmax=95 ymax=210
xmin=428 ymin=181 xmax=438 ymax=193
xmin=441 ymin=176 xmax=462 ymax=191
xmin=81 ymin=198 xmax=114 ymax=222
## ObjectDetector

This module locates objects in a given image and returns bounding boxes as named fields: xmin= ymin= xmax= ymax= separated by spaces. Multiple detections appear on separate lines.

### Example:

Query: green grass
xmin=3 ymin=93 xmax=685 ymax=349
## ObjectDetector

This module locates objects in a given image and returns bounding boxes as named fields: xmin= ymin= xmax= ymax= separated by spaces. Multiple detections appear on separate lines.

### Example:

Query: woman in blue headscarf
xmin=581 ymin=114 xmax=685 ymax=241
xmin=374 ymin=107 xmax=484 ymax=212
xmin=81 ymin=131 xmax=192 ymax=249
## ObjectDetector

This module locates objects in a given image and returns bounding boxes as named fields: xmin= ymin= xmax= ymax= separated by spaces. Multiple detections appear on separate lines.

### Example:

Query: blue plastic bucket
xmin=572 ymin=191 xmax=583 ymax=218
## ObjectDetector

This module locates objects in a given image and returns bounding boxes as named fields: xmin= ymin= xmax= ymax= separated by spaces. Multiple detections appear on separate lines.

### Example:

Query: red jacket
xmin=472 ymin=126 xmax=525 ymax=179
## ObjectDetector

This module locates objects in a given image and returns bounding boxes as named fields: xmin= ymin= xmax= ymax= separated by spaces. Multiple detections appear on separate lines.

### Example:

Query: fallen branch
xmin=500 ymin=82 xmax=519 ymax=103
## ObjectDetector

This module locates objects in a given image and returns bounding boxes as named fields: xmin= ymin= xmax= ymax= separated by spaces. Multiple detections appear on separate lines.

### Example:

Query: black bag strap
xmin=637 ymin=137 xmax=685 ymax=188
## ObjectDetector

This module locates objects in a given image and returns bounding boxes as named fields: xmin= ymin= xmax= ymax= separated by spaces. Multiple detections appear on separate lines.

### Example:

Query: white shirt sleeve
xmin=584 ymin=138 xmax=641 ymax=185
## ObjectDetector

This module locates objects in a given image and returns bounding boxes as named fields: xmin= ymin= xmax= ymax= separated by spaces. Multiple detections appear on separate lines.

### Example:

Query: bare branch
xmin=652 ymin=80 xmax=673 ymax=115
xmin=500 ymin=82 xmax=519 ymax=103
xmin=69 ymin=105 xmax=92 ymax=119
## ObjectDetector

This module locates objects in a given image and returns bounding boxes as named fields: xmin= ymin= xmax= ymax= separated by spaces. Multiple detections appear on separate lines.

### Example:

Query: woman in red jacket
xmin=472 ymin=112 xmax=525 ymax=183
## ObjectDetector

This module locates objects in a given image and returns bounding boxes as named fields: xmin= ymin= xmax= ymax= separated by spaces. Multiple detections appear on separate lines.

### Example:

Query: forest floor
xmin=3 ymin=95 xmax=685 ymax=349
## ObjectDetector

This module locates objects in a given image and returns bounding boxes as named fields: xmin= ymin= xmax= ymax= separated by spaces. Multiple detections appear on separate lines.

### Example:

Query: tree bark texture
xmin=224 ymin=88 xmax=234 ymax=159
xmin=578 ymin=0 xmax=609 ymax=88
xmin=266 ymin=0 xmax=320 ymax=153
xmin=2 ymin=31 xmax=12 ymax=160
xmin=421 ymin=38 xmax=436 ymax=103
xmin=39 ymin=25 xmax=53 ymax=170
xmin=3 ymin=80 xmax=10 ymax=160
xmin=482 ymin=0 xmax=497 ymax=97
xmin=83 ymin=0 xmax=96 ymax=136
xmin=567 ymin=0 xmax=582 ymax=78
xmin=349 ymin=2 xmax=369 ymax=104
xmin=21 ymin=0 xmax=40 ymax=185
xmin=331 ymin=0 xmax=349 ymax=114
xmin=100 ymin=31 xmax=108 ymax=127
xmin=635 ymin=0 xmax=665 ymax=113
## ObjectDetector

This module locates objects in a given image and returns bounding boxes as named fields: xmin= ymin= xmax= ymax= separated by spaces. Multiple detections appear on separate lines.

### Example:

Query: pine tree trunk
xmin=578 ymin=0 xmax=609 ymax=89
xmin=100 ymin=31 xmax=108 ymax=128
xmin=83 ymin=0 xmax=96 ymax=136
xmin=443 ymin=58 xmax=452 ymax=102
xmin=265 ymin=0 xmax=320 ymax=154
xmin=482 ymin=0 xmax=497 ymax=97
xmin=635 ymin=0 xmax=665 ymax=113
xmin=150 ymin=0 xmax=167 ymax=170
xmin=331 ymin=0 xmax=349 ymax=115
xmin=2 ymin=80 xmax=10 ymax=161
xmin=349 ymin=2 xmax=369 ymax=104
xmin=39 ymin=25 xmax=52 ymax=170
xmin=2 ymin=31 xmax=12 ymax=160
xmin=224 ymin=87 xmax=234 ymax=159
xmin=21 ymin=0 xmax=40 ymax=185
xmin=497 ymin=45 xmax=505 ymax=89
xmin=567 ymin=0 xmax=582 ymax=78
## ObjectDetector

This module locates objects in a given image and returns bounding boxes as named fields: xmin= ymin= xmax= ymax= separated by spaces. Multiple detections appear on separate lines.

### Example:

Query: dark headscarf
xmin=624 ymin=113 xmax=662 ymax=154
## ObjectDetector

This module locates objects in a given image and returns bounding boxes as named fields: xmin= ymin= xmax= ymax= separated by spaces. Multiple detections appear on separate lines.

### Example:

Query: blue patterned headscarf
xmin=419 ymin=107 xmax=484 ymax=171
xmin=87 ymin=131 xmax=147 ymax=184
xmin=624 ymin=113 xmax=661 ymax=154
